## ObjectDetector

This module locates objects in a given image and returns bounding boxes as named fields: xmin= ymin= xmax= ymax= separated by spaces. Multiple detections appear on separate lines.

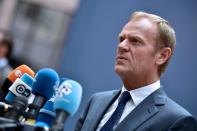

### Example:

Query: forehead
xmin=120 ymin=17 xmax=158 ymax=37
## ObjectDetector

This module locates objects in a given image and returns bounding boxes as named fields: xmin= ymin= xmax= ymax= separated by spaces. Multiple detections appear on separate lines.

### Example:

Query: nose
xmin=117 ymin=39 xmax=129 ymax=52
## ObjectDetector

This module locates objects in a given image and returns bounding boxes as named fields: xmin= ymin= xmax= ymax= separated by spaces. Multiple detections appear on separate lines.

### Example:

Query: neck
xmin=121 ymin=74 xmax=159 ymax=91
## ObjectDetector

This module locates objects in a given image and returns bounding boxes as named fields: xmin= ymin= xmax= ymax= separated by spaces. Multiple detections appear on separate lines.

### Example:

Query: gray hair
xmin=130 ymin=11 xmax=176 ymax=76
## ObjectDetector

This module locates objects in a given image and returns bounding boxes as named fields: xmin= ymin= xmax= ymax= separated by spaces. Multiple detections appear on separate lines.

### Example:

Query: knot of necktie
xmin=118 ymin=91 xmax=131 ymax=105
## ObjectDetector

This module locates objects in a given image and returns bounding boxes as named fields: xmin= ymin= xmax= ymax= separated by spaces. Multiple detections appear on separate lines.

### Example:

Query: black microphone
xmin=4 ymin=96 xmax=28 ymax=122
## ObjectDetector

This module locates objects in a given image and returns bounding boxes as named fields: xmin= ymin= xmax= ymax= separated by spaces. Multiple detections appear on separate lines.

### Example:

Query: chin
xmin=115 ymin=65 xmax=126 ymax=76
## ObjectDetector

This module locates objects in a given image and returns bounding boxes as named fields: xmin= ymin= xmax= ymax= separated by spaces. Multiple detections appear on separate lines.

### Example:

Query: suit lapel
xmin=87 ymin=90 xmax=121 ymax=131
xmin=115 ymin=88 xmax=167 ymax=131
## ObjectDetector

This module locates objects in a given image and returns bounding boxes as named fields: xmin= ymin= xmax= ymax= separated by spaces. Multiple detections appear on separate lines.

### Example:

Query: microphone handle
xmin=28 ymin=95 xmax=46 ymax=119
xmin=4 ymin=103 xmax=26 ymax=122
xmin=0 ymin=102 xmax=11 ymax=116
xmin=50 ymin=109 xmax=69 ymax=131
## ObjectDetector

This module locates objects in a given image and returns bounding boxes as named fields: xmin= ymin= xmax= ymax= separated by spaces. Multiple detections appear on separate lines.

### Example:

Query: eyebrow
xmin=118 ymin=33 xmax=145 ymax=42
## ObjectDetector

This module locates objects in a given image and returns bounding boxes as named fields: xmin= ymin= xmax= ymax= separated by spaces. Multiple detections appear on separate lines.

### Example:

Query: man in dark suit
xmin=75 ymin=11 xmax=197 ymax=131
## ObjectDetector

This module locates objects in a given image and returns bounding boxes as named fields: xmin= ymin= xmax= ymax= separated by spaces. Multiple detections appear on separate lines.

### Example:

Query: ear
xmin=155 ymin=47 xmax=172 ymax=66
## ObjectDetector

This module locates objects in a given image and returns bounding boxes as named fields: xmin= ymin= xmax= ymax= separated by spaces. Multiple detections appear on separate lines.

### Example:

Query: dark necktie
xmin=100 ymin=91 xmax=131 ymax=131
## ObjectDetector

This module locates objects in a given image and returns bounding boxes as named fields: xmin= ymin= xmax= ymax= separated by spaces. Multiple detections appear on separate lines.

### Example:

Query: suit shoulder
xmin=165 ymin=97 xmax=192 ymax=117
xmin=165 ymin=98 xmax=197 ymax=130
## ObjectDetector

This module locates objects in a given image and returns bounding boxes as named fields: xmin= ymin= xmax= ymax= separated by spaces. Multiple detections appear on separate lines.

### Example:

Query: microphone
xmin=4 ymin=96 xmax=28 ymax=122
xmin=35 ymin=100 xmax=55 ymax=129
xmin=27 ymin=68 xmax=59 ymax=122
xmin=35 ymin=78 xmax=68 ymax=128
xmin=0 ymin=102 xmax=12 ymax=113
xmin=5 ymin=73 xmax=35 ymax=104
xmin=50 ymin=79 xmax=82 ymax=131
xmin=0 ymin=65 xmax=35 ymax=101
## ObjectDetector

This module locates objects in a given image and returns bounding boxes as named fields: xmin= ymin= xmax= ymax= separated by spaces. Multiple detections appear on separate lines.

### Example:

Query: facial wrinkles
xmin=118 ymin=18 xmax=157 ymax=57
xmin=122 ymin=19 xmax=156 ymax=66
xmin=127 ymin=18 xmax=158 ymax=48
xmin=134 ymin=19 xmax=157 ymax=68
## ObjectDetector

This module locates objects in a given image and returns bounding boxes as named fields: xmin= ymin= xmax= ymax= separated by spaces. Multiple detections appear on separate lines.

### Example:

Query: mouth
xmin=116 ymin=55 xmax=128 ymax=61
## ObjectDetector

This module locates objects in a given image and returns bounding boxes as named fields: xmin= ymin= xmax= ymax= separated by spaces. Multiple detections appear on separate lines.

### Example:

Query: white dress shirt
xmin=96 ymin=80 xmax=161 ymax=131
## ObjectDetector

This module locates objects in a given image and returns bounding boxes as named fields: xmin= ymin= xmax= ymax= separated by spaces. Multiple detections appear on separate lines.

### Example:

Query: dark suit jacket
xmin=75 ymin=88 xmax=197 ymax=131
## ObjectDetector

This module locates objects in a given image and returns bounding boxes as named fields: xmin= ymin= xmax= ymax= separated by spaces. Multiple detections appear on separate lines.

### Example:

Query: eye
xmin=119 ymin=36 xmax=125 ymax=42
xmin=130 ymin=37 xmax=139 ymax=43
xmin=129 ymin=37 xmax=142 ymax=45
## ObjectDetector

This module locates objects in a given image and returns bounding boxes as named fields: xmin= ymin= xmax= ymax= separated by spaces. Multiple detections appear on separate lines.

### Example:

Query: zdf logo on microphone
xmin=16 ymin=84 xmax=31 ymax=97
xmin=55 ymin=81 xmax=72 ymax=97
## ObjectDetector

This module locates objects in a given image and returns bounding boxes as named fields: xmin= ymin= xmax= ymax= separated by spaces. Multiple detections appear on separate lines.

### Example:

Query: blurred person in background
xmin=75 ymin=11 xmax=197 ymax=131
xmin=0 ymin=29 xmax=13 ymax=87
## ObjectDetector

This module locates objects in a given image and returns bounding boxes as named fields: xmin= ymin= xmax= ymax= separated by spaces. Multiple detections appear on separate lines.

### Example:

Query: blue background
xmin=59 ymin=0 xmax=197 ymax=130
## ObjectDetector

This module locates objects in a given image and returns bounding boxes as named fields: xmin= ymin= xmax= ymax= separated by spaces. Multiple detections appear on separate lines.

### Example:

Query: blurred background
xmin=0 ymin=0 xmax=196 ymax=130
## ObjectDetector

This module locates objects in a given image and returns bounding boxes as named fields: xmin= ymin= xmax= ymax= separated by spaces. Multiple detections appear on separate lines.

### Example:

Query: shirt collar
xmin=121 ymin=80 xmax=161 ymax=106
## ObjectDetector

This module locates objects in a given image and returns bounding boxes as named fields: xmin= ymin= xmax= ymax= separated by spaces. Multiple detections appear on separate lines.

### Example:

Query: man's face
xmin=0 ymin=33 xmax=9 ymax=58
xmin=115 ymin=17 xmax=159 ymax=80
xmin=0 ymin=42 xmax=9 ymax=58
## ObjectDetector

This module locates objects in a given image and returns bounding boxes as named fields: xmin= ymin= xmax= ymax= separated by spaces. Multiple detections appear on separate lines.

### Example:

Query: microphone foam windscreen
xmin=37 ymin=78 xmax=69 ymax=116
xmin=32 ymin=68 xmax=60 ymax=99
xmin=53 ymin=79 xmax=82 ymax=116
xmin=8 ymin=65 xmax=35 ymax=82
xmin=35 ymin=78 xmax=68 ymax=127
xmin=21 ymin=73 xmax=35 ymax=87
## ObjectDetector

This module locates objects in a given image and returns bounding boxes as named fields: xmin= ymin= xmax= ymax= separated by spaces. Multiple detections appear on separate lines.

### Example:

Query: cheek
xmin=133 ymin=51 xmax=155 ymax=65
xmin=140 ymin=53 xmax=156 ymax=68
